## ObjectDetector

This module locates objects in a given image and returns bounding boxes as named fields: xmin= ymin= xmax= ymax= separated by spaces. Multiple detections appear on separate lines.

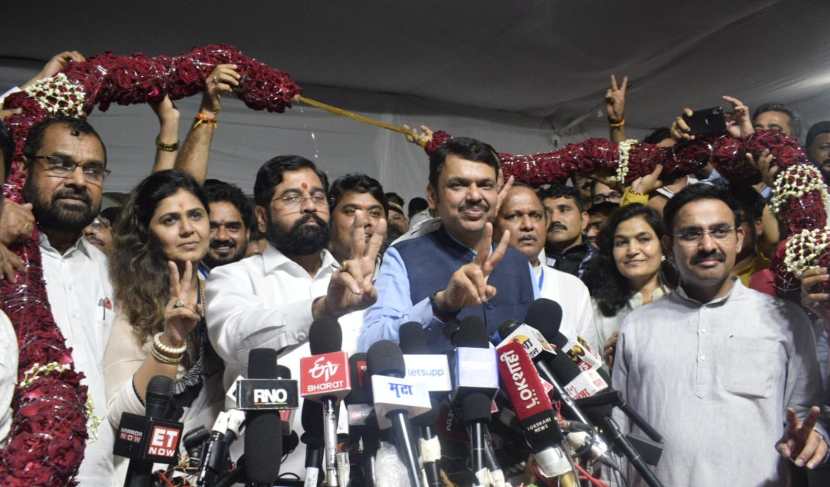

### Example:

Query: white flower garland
xmin=783 ymin=228 xmax=830 ymax=276
xmin=23 ymin=73 xmax=86 ymax=117
xmin=614 ymin=139 xmax=637 ymax=183
xmin=770 ymin=164 xmax=830 ymax=217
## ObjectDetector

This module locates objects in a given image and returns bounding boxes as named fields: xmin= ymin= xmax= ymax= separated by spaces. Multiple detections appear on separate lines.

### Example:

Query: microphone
xmin=302 ymin=400 xmax=325 ymax=487
xmin=451 ymin=316 xmax=499 ymax=485
xmin=300 ymin=318 xmax=352 ymax=486
xmin=367 ymin=340 xmax=431 ymax=487
xmin=345 ymin=353 xmax=377 ymax=487
xmin=496 ymin=340 xmax=578 ymax=486
xmin=244 ymin=349 xmax=284 ymax=486
xmin=116 ymin=375 xmax=183 ymax=487
xmin=399 ymin=322 xmax=446 ymax=487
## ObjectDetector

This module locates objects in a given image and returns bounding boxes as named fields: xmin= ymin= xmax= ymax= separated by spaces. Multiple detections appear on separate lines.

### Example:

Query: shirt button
xmin=297 ymin=332 xmax=307 ymax=342
xmin=699 ymin=355 xmax=706 ymax=361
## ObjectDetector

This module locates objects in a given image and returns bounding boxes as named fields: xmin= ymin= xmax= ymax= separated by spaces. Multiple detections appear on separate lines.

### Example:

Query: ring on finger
xmin=173 ymin=299 xmax=185 ymax=309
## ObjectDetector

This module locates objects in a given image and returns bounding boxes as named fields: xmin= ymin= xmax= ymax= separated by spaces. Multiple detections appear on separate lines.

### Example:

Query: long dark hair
xmin=582 ymin=204 xmax=676 ymax=317
xmin=110 ymin=170 xmax=208 ymax=340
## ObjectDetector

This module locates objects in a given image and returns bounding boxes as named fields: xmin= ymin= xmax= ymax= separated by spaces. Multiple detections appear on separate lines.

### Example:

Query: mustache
xmin=459 ymin=202 xmax=489 ymax=212
xmin=691 ymin=250 xmax=726 ymax=265
xmin=210 ymin=239 xmax=236 ymax=249
xmin=292 ymin=213 xmax=327 ymax=230
xmin=548 ymin=222 xmax=568 ymax=232
xmin=53 ymin=187 xmax=91 ymax=205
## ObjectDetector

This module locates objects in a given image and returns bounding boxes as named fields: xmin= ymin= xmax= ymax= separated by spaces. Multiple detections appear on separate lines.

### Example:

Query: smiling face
xmin=204 ymin=201 xmax=249 ymax=268
xmin=427 ymin=154 xmax=499 ymax=247
xmin=149 ymin=188 xmax=210 ymax=264
xmin=496 ymin=186 xmax=546 ymax=262
xmin=612 ymin=216 xmax=663 ymax=287
xmin=669 ymin=198 xmax=743 ymax=293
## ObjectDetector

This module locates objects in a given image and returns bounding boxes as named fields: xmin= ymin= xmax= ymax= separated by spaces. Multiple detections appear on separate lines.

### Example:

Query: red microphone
xmin=497 ymin=341 xmax=578 ymax=485
xmin=299 ymin=318 xmax=351 ymax=487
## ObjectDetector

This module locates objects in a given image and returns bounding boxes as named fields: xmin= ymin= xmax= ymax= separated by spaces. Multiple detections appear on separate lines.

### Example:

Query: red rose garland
xmin=0 ymin=44 xmax=300 ymax=486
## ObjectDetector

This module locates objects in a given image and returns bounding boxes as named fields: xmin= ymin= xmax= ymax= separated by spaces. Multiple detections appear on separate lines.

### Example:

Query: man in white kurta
xmin=207 ymin=159 xmax=386 ymax=479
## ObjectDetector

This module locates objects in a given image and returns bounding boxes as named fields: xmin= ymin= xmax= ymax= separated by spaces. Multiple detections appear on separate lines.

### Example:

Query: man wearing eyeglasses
xmin=20 ymin=115 xmax=115 ymax=485
xmin=206 ymin=155 xmax=387 ymax=479
xmin=613 ymin=183 xmax=828 ymax=486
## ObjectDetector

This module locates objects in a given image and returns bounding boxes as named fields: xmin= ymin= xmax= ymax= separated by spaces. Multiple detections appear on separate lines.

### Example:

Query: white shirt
xmin=41 ymin=234 xmax=115 ymax=486
xmin=533 ymin=259 xmax=595 ymax=345
xmin=206 ymin=244 xmax=364 ymax=479
xmin=0 ymin=311 xmax=17 ymax=445
xmin=613 ymin=281 xmax=825 ymax=486
xmin=584 ymin=286 xmax=669 ymax=357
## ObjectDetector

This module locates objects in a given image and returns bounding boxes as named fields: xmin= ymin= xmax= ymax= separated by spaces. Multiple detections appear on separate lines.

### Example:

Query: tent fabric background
xmin=1 ymin=0 xmax=829 ymax=198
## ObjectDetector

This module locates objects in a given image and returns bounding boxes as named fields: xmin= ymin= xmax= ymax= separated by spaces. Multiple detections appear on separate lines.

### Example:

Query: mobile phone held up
xmin=682 ymin=106 xmax=727 ymax=137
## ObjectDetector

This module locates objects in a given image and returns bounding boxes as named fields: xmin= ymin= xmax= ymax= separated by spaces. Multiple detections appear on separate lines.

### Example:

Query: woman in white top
xmin=581 ymin=204 xmax=676 ymax=367
xmin=104 ymin=171 xmax=224 ymax=474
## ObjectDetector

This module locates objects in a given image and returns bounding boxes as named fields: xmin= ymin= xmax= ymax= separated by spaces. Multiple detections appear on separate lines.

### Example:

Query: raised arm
xmin=149 ymin=96 xmax=180 ymax=172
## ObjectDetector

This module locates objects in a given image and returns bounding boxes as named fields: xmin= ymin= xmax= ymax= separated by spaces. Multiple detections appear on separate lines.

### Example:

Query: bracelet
xmin=151 ymin=346 xmax=182 ymax=365
xmin=193 ymin=111 xmax=218 ymax=130
xmin=153 ymin=331 xmax=187 ymax=359
xmin=608 ymin=118 xmax=625 ymax=129
xmin=155 ymin=136 xmax=179 ymax=152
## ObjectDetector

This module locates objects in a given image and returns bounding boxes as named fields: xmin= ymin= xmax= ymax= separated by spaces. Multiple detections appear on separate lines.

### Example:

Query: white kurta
xmin=0 ymin=311 xmax=17 ymax=445
xmin=206 ymin=244 xmax=364 ymax=479
xmin=40 ymin=234 xmax=115 ymax=486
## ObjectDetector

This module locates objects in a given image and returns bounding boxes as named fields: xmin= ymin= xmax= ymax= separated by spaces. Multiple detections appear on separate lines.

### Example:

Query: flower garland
xmin=770 ymin=164 xmax=830 ymax=234
xmin=614 ymin=138 xmax=638 ymax=183
xmin=0 ymin=44 xmax=301 ymax=486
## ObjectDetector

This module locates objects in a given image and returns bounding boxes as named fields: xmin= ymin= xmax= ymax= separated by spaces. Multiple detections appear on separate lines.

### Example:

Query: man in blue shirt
xmin=359 ymin=137 xmax=535 ymax=351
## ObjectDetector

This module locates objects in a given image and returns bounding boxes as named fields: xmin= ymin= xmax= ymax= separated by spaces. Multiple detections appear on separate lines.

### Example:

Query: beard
xmin=266 ymin=212 xmax=330 ymax=256
xmin=24 ymin=178 xmax=99 ymax=234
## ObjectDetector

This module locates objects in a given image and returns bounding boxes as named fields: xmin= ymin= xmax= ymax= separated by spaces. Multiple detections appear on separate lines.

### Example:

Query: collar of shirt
xmin=674 ymin=277 xmax=743 ymax=306
xmin=629 ymin=283 xmax=670 ymax=308
xmin=39 ymin=232 xmax=93 ymax=259
xmin=261 ymin=243 xmax=339 ymax=277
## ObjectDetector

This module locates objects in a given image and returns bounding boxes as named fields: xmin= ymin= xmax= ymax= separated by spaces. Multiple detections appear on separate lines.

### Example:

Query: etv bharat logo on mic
xmin=300 ymin=352 xmax=349 ymax=395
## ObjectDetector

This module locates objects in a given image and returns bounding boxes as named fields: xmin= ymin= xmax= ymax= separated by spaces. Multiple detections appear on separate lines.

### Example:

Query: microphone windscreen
xmin=453 ymin=316 xmax=488 ymax=348
xmin=244 ymin=350 xmax=282 ymax=483
xmin=398 ymin=322 xmax=428 ymax=354
xmin=301 ymin=400 xmax=324 ymax=445
xmin=497 ymin=320 xmax=520 ymax=341
xmin=524 ymin=299 xmax=563 ymax=341
xmin=547 ymin=351 xmax=582 ymax=384
xmin=461 ymin=391 xmax=492 ymax=424
xmin=367 ymin=340 xmax=405 ymax=378
xmin=309 ymin=317 xmax=343 ymax=354
xmin=145 ymin=375 xmax=174 ymax=419
xmin=248 ymin=348 xmax=278 ymax=379
xmin=346 ymin=353 xmax=371 ymax=405
xmin=275 ymin=364 xmax=291 ymax=379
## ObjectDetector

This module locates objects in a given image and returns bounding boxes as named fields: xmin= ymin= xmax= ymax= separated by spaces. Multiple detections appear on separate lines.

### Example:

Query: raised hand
xmin=20 ymin=51 xmax=86 ymax=90
xmin=777 ymin=406 xmax=829 ymax=469
xmin=320 ymin=213 xmax=388 ymax=318
xmin=606 ymin=74 xmax=628 ymax=124
xmin=671 ymin=108 xmax=695 ymax=141
xmin=722 ymin=95 xmax=754 ymax=139
xmin=163 ymin=261 xmax=201 ymax=347
xmin=800 ymin=267 xmax=830 ymax=321
xmin=630 ymin=164 xmax=663 ymax=195
xmin=150 ymin=95 xmax=180 ymax=124
xmin=433 ymin=222 xmax=510 ymax=314
xmin=201 ymin=64 xmax=241 ymax=114
xmin=745 ymin=149 xmax=777 ymax=187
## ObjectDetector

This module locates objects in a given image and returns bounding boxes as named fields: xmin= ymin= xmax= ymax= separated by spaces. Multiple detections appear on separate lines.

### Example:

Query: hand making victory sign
xmin=315 ymin=213 xmax=387 ymax=319
xmin=777 ymin=406 xmax=829 ymax=469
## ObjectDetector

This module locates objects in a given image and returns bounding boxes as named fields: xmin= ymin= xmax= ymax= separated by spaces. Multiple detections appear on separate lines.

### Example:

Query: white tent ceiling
xmin=3 ymin=0 xmax=830 ymax=198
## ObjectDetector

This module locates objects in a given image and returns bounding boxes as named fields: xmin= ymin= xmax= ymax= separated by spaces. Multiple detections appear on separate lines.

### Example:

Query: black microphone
xmin=451 ymin=316 xmax=499 ymax=484
xmin=524 ymin=298 xmax=566 ymax=348
xmin=345 ymin=353 xmax=377 ymax=487
xmin=399 ymin=322 xmax=443 ymax=487
xmin=367 ymin=340 xmax=427 ymax=487
xmin=122 ymin=375 xmax=177 ymax=487
xmin=276 ymin=364 xmax=301 ymax=456
xmin=245 ymin=349 xmax=283 ymax=486
xmin=302 ymin=398 xmax=325 ymax=486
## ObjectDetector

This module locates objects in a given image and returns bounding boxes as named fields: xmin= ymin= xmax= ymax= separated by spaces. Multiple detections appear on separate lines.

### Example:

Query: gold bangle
xmin=155 ymin=136 xmax=179 ymax=152
xmin=153 ymin=332 xmax=187 ymax=357
xmin=609 ymin=118 xmax=625 ymax=129
xmin=151 ymin=346 xmax=181 ymax=365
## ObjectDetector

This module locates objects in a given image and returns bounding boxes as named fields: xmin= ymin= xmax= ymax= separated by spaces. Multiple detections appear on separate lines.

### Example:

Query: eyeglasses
xmin=674 ymin=224 xmax=734 ymax=243
xmin=32 ymin=155 xmax=111 ymax=185
xmin=274 ymin=191 xmax=328 ymax=209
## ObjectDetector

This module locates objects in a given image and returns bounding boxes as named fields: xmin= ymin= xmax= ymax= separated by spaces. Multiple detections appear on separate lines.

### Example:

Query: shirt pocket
xmin=720 ymin=337 xmax=780 ymax=398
